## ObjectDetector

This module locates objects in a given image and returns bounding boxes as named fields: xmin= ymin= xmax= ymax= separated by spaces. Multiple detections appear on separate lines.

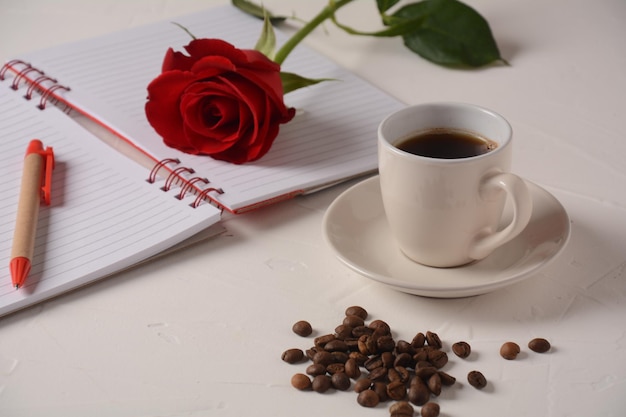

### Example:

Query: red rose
xmin=145 ymin=39 xmax=296 ymax=164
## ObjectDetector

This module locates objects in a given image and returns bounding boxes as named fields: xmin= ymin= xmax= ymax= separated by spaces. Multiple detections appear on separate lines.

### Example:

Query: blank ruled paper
xmin=0 ymin=84 xmax=221 ymax=316
xmin=14 ymin=5 xmax=404 ymax=212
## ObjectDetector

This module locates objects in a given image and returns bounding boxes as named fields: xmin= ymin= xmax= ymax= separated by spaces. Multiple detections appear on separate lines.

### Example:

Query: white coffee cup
xmin=378 ymin=102 xmax=532 ymax=267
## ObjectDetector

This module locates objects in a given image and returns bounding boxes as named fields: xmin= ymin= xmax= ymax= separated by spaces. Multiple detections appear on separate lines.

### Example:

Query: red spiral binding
xmin=146 ymin=158 xmax=180 ymax=183
xmin=38 ymin=83 xmax=71 ymax=110
xmin=147 ymin=158 xmax=223 ymax=209
xmin=191 ymin=187 xmax=224 ymax=209
xmin=161 ymin=166 xmax=195 ymax=192
xmin=11 ymin=65 xmax=44 ymax=90
xmin=1 ymin=60 xmax=71 ymax=110
xmin=176 ymin=176 xmax=209 ymax=200
xmin=0 ymin=59 xmax=29 ymax=80
xmin=25 ymin=75 xmax=58 ymax=100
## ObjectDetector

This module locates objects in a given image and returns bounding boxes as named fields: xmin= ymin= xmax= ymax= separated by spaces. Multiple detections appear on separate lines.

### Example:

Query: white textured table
xmin=1 ymin=1 xmax=625 ymax=416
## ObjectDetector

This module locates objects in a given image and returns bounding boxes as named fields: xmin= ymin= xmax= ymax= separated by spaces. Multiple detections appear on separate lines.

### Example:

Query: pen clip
xmin=31 ymin=143 xmax=55 ymax=206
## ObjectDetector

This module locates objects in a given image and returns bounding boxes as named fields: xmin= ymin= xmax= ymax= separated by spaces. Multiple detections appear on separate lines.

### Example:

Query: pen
xmin=10 ymin=139 xmax=55 ymax=289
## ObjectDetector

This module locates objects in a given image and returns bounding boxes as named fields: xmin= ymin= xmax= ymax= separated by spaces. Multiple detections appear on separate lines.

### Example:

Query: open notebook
xmin=0 ymin=86 xmax=224 ymax=317
xmin=1 ymin=5 xmax=403 ymax=316
xmin=2 ymin=5 xmax=404 ymax=213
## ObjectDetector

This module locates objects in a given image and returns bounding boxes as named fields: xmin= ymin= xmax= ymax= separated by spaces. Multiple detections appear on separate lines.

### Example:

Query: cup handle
xmin=468 ymin=172 xmax=533 ymax=260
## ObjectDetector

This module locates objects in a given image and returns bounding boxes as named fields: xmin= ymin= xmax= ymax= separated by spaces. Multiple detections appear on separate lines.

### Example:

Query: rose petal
xmin=239 ymin=48 xmax=282 ymax=72
xmin=191 ymin=55 xmax=236 ymax=77
xmin=162 ymin=48 xmax=195 ymax=72
xmin=145 ymin=70 xmax=198 ymax=149
xmin=182 ymin=81 xmax=240 ymax=131
xmin=185 ymin=39 xmax=246 ymax=65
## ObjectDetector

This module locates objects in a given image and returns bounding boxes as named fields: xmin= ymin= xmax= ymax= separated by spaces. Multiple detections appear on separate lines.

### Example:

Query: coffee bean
xmin=425 ymin=331 xmax=442 ymax=349
xmin=330 ymin=351 xmax=348 ymax=364
xmin=331 ymin=372 xmax=351 ymax=391
xmin=452 ymin=341 xmax=471 ymax=358
xmin=349 ymin=351 xmax=368 ymax=366
xmin=381 ymin=351 xmax=395 ymax=368
xmin=357 ymin=389 xmax=380 ymax=407
xmin=413 ymin=348 xmax=428 ymax=363
xmin=500 ymin=341 xmax=521 ymax=360
xmin=388 ymin=366 xmax=410 ymax=383
xmin=427 ymin=372 xmax=442 ymax=396
xmin=389 ymin=401 xmax=414 ymax=416
xmin=357 ymin=335 xmax=371 ymax=355
xmin=291 ymin=373 xmax=312 ymax=390
xmin=314 ymin=333 xmax=336 ymax=348
xmin=281 ymin=348 xmax=304 ymax=364
xmin=378 ymin=335 xmax=396 ymax=352
xmin=345 ymin=338 xmax=359 ymax=350
xmin=394 ymin=352 xmax=414 ymax=368
xmin=344 ymin=315 xmax=365 ymax=328
xmin=395 ymin=340 xmax=416 ymax=355
xmin=438 ymin=371 xmax=456 ymax=386
xmin=414 ymin=366 xmax=438 ymax=380
xmin=352 ymin=325 xmax=374 ymax=338
xmin=354 ymin=378 xmax=372 ymax=393
xmin=373 ymin=381 xmax=389 ymax=402
xmin=364 ymin=355 xmax=383 ymax=371
xmin=387 ymin=380 xmax=407 ymax=401
xmin=312 ymin=374 xmax=332 ymax=393
xmin=421 ymin=401 xmax=440 ymax=417
xmin=408 ymin=376 xmax=430 ymax=406
xmin=528 ymin=337 xmax=551 ymax=353
xmin=292 ymin=320 xmax=313 ymax=337
xmin=467 ymin=370 xmax=487 ymax=389
xmin=326 ymin=363 xmax=345 ymax=375
xmin=427 ymin=349 xmax=448 ymax=369
xmin=396 ymin=366 xmax=411 ymax=383
xmin=312 ymin=351 xmax=334 ymax=366
xmin=367 ymin=366 xmax=388 ymax=381
xmin=305 ymin=347 xmax=318 ymax=361
xmin=369 ymin=319 xmax=391 ymax=334
xmin=334 ymin=324 xmax=353 ymax=339
xmin=345 ymin=305 xmax=368 ymax=320
xmin=411 ymin=332 xmax=426 ymax=348
xmin=344 ymin=358 xmax=361 ymax=379
xmin=305 ymin=363 xmax=327 ymax=376
xmin=325 ymin=339 xmax=349 ymax=352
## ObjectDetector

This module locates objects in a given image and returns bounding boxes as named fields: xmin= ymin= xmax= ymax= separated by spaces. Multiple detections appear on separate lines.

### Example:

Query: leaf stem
xmin=273 ymin=0 xmax=354 ymax=65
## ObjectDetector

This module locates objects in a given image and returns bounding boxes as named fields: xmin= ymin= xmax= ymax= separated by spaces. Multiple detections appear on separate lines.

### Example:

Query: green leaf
xmin=231 ymin=0 xmax=287 ymax=24
xmin=280 ymin=72 xmax=335 ymax=95
xmin=254 ymin=11 xmax=277 ymax=59
xmin=392 ymin=0 xmax=504 ymax=67
xmin=376 ymin=0 xmax=401 ymax=14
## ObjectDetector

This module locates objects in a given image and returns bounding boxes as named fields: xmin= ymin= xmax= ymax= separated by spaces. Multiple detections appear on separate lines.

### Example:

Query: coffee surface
xmin=396 ymin=129 xmax=497 ymax=159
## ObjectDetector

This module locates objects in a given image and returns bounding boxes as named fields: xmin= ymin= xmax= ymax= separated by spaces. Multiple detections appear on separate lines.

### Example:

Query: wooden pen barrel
xmin=10 ymin=152 xmax=43 ymax=260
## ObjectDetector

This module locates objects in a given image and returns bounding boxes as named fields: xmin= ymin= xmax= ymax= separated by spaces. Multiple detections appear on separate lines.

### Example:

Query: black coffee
xmin=396 ymin=129 xmax=497 ymax=159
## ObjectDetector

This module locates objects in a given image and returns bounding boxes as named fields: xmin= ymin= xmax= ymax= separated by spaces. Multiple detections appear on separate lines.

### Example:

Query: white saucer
xmin=322 ymin=176 xmax=570 ymax=298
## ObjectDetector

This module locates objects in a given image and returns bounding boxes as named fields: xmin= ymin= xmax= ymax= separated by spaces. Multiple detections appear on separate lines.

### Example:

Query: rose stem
xmin=273 ymin=0 xmax=354 ymax=65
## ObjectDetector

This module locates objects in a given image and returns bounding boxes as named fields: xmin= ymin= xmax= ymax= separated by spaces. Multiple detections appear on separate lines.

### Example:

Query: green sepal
xmin=280 ymin=72 xmax=335 ymax=95
xmin=231 ymin=0 xmax=287 ymax=24
xmin=171 ymin=22 xmax=197 ymax=40
xmin=254 ymin=11 xmax=277 ymax=59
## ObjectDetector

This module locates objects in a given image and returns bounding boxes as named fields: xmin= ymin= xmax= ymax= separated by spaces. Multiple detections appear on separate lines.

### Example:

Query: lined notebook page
xmin=15 ymin=5 xmax=404 ymax=212
xmin=0 ymin=84 xmax=221 ymax=317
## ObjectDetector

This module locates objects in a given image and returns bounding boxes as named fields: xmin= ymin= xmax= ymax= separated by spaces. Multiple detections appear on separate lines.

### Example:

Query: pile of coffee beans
xmin=281 ymin=306 xmax=551 ymax=416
